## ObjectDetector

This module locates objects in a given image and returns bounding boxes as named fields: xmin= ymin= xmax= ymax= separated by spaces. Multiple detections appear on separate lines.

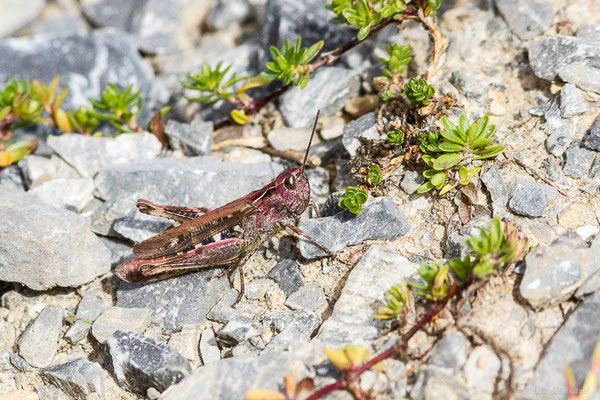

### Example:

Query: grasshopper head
xmin=275 ymin=167 xmax=310 ymax=216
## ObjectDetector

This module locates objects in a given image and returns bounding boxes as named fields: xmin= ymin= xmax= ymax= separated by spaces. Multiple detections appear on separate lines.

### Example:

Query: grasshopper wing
xmin=132 ymin=198 xmax=257 ymax=258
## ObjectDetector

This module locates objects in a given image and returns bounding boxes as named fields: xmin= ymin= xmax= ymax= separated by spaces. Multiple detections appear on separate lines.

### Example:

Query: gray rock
xmin=199 ymin=329 xmax=220 ymax=364
xmin=342 ymin=112 xmax=380 ymax=157
xmin=0 ymin=187 xmax=111 ymax=290
xmin=267 ymin=127 xmax=312 ymax=152
xmin=47 ymin=133 xmax=162 ymax=178
xmin=521 ymin=290 xmax=600 ymax=399
xmin=31 ymin=12 xmax=87 ymax=36
xmin=40 ymin=358 xmax=105 ymax=400
xmin=585 ymin=120 xmax=600 ymax=151
xmin=507 ymin=178 xmax=557 ymax=217
xmin=91 ymin=306 xmax=151 ymax=344
xmin=18 ymin=155 xmax=59 ymax=189
xmin=411 ymin=367 xmax=469 ymax=400
xmin=0 ymin=28 xmax=162 ymax=123
xmin=98 ymin=236 xmax=132 ymax=267
xmin=205 ymin=289 xmax=241 ymax=324
xmin=217 ymin=316 xmax=262 ymax=345
xmin=563 ymin=144 xmax=597 ymax=179
xmin=0 ymin=0 xmax=45 ymax=37
xmin=9 ymin=351 xmax=31 ymax=372
xmin=64 ymin=321 xmax=92 ymax=344
xmin=117 ymin=270 xmax=229 ymax=334
xmin=495 ymin=0 xmax=553 ymax=40
xmin=0 ymin=165 xmax=24 ymax=190
xmin=160 ymin=351 xmax=306 ymax=400
xmin=450 ymin=70 xmax=488 ymax=100
xmin=35 ymin=385 xmax=60 ymax=400
xmin=306 ymin=166 xmax=330 ymax=206
xmin=528 ymin=34 xmax=600 ymax=86
xmin=105 ymin=331 xmax=191 ymax=395
xmin=77 ymin=291 xmax=107 ymax=322
xmin=29 ymin=178 xmax=95 ymax=213
xmin=481 ymin=165 xmax=508 ymax=216
xmin=244 ymin=279 xmax=275 ymax=300
xmin=279 ymin=67 xmax=361 ymax=128
xmin=94 ymin=157 xmax=284 ymax=209
xmin=266 ymin=259 xmax=304 ymax=297
xmin=285 ymin=283 xmax=326 ymax=313
xmin=262 ymin=310 xmax=321 ymax=338
xmin=560 ymin=83 xmax=587 ymax=117
xmin=400 ymin=170 xmax=425 ymax=195
xmin=520 ymin=234 xmax=596 ymax=308
xmin=164 ymin=119 xmax=213 ymax=156
xmin=429 ymin=332 xmax=470 ymax=372
xmin=206 ymin=0 xmax=252 ymax=31
xmin=559 ymin=63 xmax=600 ymax=93
xmin=463 ymin=346 xmax=501 ymax=391
xmin=297 ymin=197 xmax=410 ymax=259
xmin=445 ymin=217 xmax=492 ymax=259
xmin=18 ymin=306 xmax=64 ymax=368
xmin=82 ymin=0 xmax=181 ymax=54
xmin=578 ymin=24 xmax=600 ymax=44
xmin=545 ymin=120 xmax=576 ymax=157
xmin=314 ymin=245 xmax=418 ymax=348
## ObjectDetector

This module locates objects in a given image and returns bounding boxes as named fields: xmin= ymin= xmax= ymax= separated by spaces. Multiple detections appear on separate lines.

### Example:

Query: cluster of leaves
xmin=261 ymin=38 xmax=324 ymax=89
xmin=403 ymin=77 xmax=435 ymax=107
xmin=367 ymin=164 xmax=382 ymax=185
xmin=183 ymin=61 xmax=250 ymax=105
xmin=380 ymin=43 xmax=412 ymax=78
xmin=338 ymin=186 xmax=368 ymax=215
xmin=87 ymin=83 xmax=143 ymax=133
xmin=375 ymin=219 xmax=526 ymax=319
xmin=418 ymin=114 xmax=504 ymax=195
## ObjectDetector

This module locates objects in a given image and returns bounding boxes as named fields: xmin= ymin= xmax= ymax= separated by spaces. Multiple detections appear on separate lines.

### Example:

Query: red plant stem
xmin=305 ymin=275 xmax=474 ymax=400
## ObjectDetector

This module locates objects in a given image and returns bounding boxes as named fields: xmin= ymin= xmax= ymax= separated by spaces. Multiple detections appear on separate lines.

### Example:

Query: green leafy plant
xmin=374 ymin=282 xmax=415 ymax=320
xmin=88 ymin=83 xmax=143 ymax=132
xmin=403 ymin=77 xmax=435 ymax=107
xmin=260 ymin=38 xmax=324 ymax=89
xmin=338 ymin=186 xmax=368 ymax=215
xmin=182 ymin=62 xmax=250 ymax=105
xmin=418 ymin=114 xmax=505 ymax=195
xmin=410 ymin=261 xmax=451 ymax=301
xmin=326 ymin=0 xmax=408 ymax=40
xmin=380 ymin=43 xmax=412 ymax=77
xmin=67 ymin=106 xmax=100 ymax=135
xmin=386 ymin=129 xmax=404 ymax=146
xmin=367 ymin=164 xmax=382 ymax=185
xmin=0 ymin=139 xmax=37 ymax=167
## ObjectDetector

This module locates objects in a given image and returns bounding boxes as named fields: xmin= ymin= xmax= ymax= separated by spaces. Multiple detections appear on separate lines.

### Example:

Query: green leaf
xmin=438 ymin=141 xmax=464 ymax=152
xmin=458 ymin=114 xmax=469 ymax=140
xmin=422 ymin=155 xmax=434 ymax=167
xmin=470 ymin=136 xmax=495 ymax=149
xmin=417 ymin=181 xmax=435 ymax=193
xmin=0 ymin=105 xmax=11 ymax=121
xmin=489 ymin=218 xmax=502 ymax=251
xmin=303 ymin=41 xmax=324 ymax=63
xmin=474 ymin=144 xmax=505 ymax=159
xmin=430 ymin=172 xmax=446 ymax=188
xmin=438 ymin=183 xmax=456 ymax=195
xmin=440 ymin=118 xmax=465 ymax=144
xmin=472 ymin=259 xmax=494 ymax=278
xmin=357 ymin=25 xmax=371 ymax=41
xmin=432 ymin=153 xmax=461 ymax=170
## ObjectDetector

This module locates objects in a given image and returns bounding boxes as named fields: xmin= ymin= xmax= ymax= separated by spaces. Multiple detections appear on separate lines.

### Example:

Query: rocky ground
xmin=0 ymin=0 xmax=599 ymax=399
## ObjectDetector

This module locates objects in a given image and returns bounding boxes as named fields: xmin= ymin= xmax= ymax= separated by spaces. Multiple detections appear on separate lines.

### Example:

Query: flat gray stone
xmin=117 ymin=270 xmax=230 ymax=334
xmin=342 ymin=112 xmax=380 ymax=157
xmin=40 ymin=358 xmax=105 ymax=400
xmin=560 ymin=83 xmax=587 ymax=117
xmin=105 ymin=331 xmax=191 ymax=396
xmin=164 ymin=119 xmax=212 ymax=156
xmin=563 ymin=144 xmax=597 ymax=179
xmin=266 ymin=259 xmax=304 ymax=297
xmin=267 ymin=127 xmax=312 ymax=152
xmin=279 ymin=67 xmax=360 ymax=128
xmin=199 ymin=329 xmax=220 ymax=365
xmin=29 ymin=178 xmax=95 ymax=213
xmin=429 ymin=332 xmax=470 ymax=372
xmin=160 ymin=351 xmax=306 ymax=400
xmin=400 ymin=170 xmax=425 ymax=195
xmin=0 ymin=187 xmax=111 ymax=290
xmin=0 ymin=165 xmax=24 ymax=190
xmin=495 ymin=0 xmax=553 ymax=40
xmin=47 ymin=133 xmax=162 ymax=178
xmin=216 ymin=316 xmax=262 ymax=345
xmin=585 ymin=119 xmax=600 ymax=151
xmin=297 ymin=197 xmax=410 ymax=259
xmin=314 ymin=245 xmax=418 ymax=348
xmin=521 ymin=290 xmax=600 ymax=399
xmin=168 ymin=326 xmax=200 ymax=366
xmin=284 ymin=283 xmax=326 ymax=313
xmin=91 ymin=306 xmax=151 ymax=344
xmin=18 ymin=306 xmax=64 ymax=368
xmin=262 ymin=310 xmax=321 ymax=338
xmin=559 ymin=63 xmax=600 ymax=93
xmin=507 ymin=178 xmax=557 ymax=217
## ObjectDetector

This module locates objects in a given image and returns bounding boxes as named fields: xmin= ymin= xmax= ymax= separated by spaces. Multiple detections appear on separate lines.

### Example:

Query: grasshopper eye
xmin=284 ymin=174 xmax=297 ymax=190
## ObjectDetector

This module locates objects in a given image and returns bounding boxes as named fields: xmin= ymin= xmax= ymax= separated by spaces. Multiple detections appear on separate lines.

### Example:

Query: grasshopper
xmin=115 ymin=111 xmax=331 ymax=306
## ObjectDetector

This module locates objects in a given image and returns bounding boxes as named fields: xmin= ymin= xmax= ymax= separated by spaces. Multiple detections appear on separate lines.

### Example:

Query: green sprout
xmin=418 ymin=114 xmax=505 ymax=195
xmin=326 ymin=0 xmax=408 ymax=40
xmin=386 ymin=129 xmax=404 ymax=146
xmin=260 ymin=38 xmax=324 ymax=89
xmin=410 ymin=261 xmax=451 ymax=301
xmin=367 ymin=164 xmax=383 ymax=185
xmin=374 ymin=282 xmax=415 ymax=320
xmin=182 ymin=61 xmax=250 ymax=105
xmin=0 ymin=139 xmax=38 ymax=167
xmin=67 ymin=106 xmax=99 ymax=135
xmin=380 ymin=43 xmax=412 ymax=77
xmin=338 ymin=186 xmax=368 ymax=215
xmin=403 ymin=77 xmax=435 ymax=107
xmin=88 ymin=83 xmax=143 ymax=132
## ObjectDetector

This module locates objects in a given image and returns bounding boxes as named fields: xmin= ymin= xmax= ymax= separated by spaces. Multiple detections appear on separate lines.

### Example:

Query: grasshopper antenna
xmin=301 ymin=109 xmax=320 ymax=173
